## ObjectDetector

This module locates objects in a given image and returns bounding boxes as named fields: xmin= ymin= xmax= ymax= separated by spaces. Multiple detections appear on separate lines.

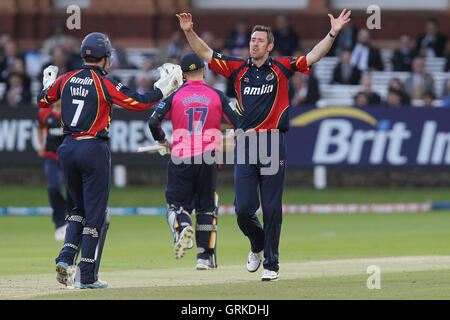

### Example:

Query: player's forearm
xmin=183 ymin=29 xmax=213 ymax=63
xmin=147 ymin=119 xmax=166 ymax=142
xmin=36 ymin=127 xmax=45 ymax=146
xmin=37 ymin=90 xmax=52 ymax=108
xmin=306 ymin=30 xmax=336 ymax=67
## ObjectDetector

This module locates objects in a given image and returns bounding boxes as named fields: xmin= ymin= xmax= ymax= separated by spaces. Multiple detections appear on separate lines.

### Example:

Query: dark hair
xmin=423 ymin=91 xmax=435 ymax=99
xmin=427 ymin=17 xmax=439 ymax=26
xmin=84 ymin=56 xmax=103 ymax=63
xmin=251 ymin=25 xmax=274 ymax=44
xmin=388 ymin=88 xmax=402 ymax=96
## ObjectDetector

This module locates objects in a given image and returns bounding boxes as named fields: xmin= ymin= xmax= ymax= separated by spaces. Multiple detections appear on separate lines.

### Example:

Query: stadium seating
xmin=17 ymin=46 xmax=450 ymax=109
xmin=314 ymin=55 xmax=449 ymax=107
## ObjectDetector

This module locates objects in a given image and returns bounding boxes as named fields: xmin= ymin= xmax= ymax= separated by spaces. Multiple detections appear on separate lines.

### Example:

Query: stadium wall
xmin=2 ymin=0 xmax=449 ymax=50
xmin=2 ymin=104 xmax=450 ymax=188
xmin=3 ymin=164 xmax=450 ymax=188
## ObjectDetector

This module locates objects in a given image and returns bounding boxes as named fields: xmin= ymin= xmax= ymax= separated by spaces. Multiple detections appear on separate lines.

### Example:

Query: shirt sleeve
xmin=147 ymin=93 xmax=175 ymax=142
xmin=216 ymin=89 xmax=238 ymax=129
xmin=102 ymin=76 xmax=163 ymax=111
xmin=37 ymin=75 xmax=65 ymax=108
xmin=290 ymin=56 xmax=311 ymax=74
xmin=208 ymin=51 xmax=246 ymax=79
xmin=37 ymin=108 xmax=48 ymax=128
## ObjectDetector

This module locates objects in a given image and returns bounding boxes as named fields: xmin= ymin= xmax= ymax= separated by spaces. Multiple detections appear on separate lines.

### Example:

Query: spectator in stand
xmin=384 ymin=89 xmax=404 ymax=107
xmin=2 ymin=72 xmax=31 ymax=107
xmin=415 ymin=18 xmax=447 ymax=58
xmin=423 ymin=91 xmax=436 ymax=107
xmin=445 ymin=52 xmax=450 ymax=72
xmin=331 ymin=49 xmax=361 ymax=85
xmin=128 ymin=58 xmax=159 ymax=90
xmin=0 ymin=40 xmax=25 ymax=83
xmin=273 ymin=15 xmax=300 ymax=57
xmin=133 ymin=71 xmax=153 ymax=96
xmin=168 ymin=55 xmax=181 ymax=65
xmin=328 ymin=21 xmax=358 ymax=57
xmin=388 ymin=78 xmax=411 ymax=105
xmin=442 ymin=79 xmax=450 ymax=107
xmin=110 ymin=46 xmax=133 ymax=69
xmin=224 ymin=18 xmax=251 ymax=56
xmin=392 ymin=35 xmax=415 ymax=72
xmin=201 ymin=31 xmax=226 ymax=91
xmin=41 ymin=20 xmax=79 ymax=57
xmin=155 ymin=31 xmax=185 ymax=66
xmin=289 ymin=70 xmax=320 ymax=106
xmin=350 ymin=29 xmax=384 ymax=72
xmin=10 ymin=58 xmax=31 ymax=93
xmin=60 ymin=37 xmax=83 ymax=69
xmin=40 ymin=46 xmax=77 ymax=88
xmin=201 ymin=31 xmax=222 ymax=52
xmin=353 ymin=91 xmax=370 ymax=107
xmin=404 ymin=56 xmax=435 ymax=100
xmin=167 ymin=32 xmax=185 ymax=58
xmin=358 ymin=74 xmax=381 ymax=105
xmin=0 ymin=33 xmax=12 ymax=60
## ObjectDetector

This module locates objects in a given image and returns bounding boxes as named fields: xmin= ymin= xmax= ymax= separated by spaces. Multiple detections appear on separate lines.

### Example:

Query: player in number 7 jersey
xmin=37 ymin=32 xmax=183 ymax=289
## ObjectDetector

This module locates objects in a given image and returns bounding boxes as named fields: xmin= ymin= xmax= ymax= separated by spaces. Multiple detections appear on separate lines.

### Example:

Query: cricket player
xmin=147 ymin=52 xmax=237 ymax=270
xmin=37 ymin=32 xmax=182 ymax=289
xmin=177 ymin=10 xmax=351 ymax=280
xmin=37 ymin=99 xmax=74 ymax=241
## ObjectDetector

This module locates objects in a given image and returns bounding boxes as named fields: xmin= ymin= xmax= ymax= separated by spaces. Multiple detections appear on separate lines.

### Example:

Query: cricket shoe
xmin=56 ymin=261 xmax=73 ymax=287
xmin=174 ymin=226 xmax=194 ymax=259
xmin=73 ymin=279 xmax=108 ymax=289
xmin=196 ymin=256 xmax=217 ymax=270
xmin=261 ymin=269 xmax=279 ymax=282
xmin=246 ymin=251 xmax=262 ymax=272
xmin=196 ymin=258 xmax=212 ymax=270
xmin=54 ymin=224 xmax=67 ymax=241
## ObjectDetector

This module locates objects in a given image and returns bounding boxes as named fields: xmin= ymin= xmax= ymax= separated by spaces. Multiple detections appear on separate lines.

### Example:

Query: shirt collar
xmin=186 ymin=79 xmax=206 ymax=85
xmin=82 ymin=64 xmax=107 ymax=75
xmin=247 ymin=56 xmax=273 ymax=67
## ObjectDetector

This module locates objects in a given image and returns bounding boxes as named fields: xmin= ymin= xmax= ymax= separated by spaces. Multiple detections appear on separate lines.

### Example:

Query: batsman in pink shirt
xmin=148 ymin=52 xmax=237 ymax=270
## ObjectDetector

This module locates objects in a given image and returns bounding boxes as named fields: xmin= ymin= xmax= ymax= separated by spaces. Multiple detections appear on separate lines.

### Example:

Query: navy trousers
xmin=166 ymin=156 xmax=218 ymax=214
xmin=234 ymin=131 xmax=286 ymax=272
xmin=55 ymin=135 xmax=111 ymax=284
xmin=44 ymin=157 xmax=73 ymax=228
xmin=166 ymin=155 xmax=218 ymax=258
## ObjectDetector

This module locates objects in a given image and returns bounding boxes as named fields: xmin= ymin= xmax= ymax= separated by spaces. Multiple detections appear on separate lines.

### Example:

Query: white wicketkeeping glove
xmin=157 ymin=138 xmax=172 ymax=156
xmin=42 ymin=65 xmax=59 ymax=90
xmin=154 ymin=63 xmax=183 ymax=100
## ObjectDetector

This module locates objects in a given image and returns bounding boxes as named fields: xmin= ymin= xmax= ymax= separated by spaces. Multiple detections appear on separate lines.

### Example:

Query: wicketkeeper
xmin=37 ymin=32 xmax=182 ymax=288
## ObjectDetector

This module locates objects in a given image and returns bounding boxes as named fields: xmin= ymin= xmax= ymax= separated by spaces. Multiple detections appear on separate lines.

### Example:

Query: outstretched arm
xmin=306 ymin=9 xmax=351 ymax=67
xmin=176 ymin=13 xmax=213 ymax=63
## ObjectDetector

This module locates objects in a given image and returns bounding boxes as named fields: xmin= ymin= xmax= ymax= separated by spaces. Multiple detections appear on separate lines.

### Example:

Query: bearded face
xmin=249 ymin=31 xmax=273 ymax=61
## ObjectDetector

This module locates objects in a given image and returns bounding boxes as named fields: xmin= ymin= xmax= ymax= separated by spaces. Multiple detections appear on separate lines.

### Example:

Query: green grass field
xmin=0 ymin=184 xmax=449 ymax=301
xmin=2 ymin=184 xmax=450 ymax=206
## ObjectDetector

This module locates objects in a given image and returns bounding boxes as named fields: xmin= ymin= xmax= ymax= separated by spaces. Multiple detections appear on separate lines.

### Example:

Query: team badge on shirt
xmin=266 ymin=73 xmax=274 ymax=81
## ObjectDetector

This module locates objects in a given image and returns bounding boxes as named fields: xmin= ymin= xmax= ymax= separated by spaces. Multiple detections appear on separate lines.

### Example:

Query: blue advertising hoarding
xmin=286 ymin=106 xmax=450 ymax=167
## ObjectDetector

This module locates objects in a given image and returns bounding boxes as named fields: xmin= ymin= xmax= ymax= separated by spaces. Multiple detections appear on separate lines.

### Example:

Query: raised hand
xmin=176 ymin=13 xmax=194 ymax=32
xmin=42 ymin=65 xmax=58 ymax=90
xmin=328 ymin=9 xmax=352 ymax=34
xmin=154 ymin=63 xmax=183 ymax=99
